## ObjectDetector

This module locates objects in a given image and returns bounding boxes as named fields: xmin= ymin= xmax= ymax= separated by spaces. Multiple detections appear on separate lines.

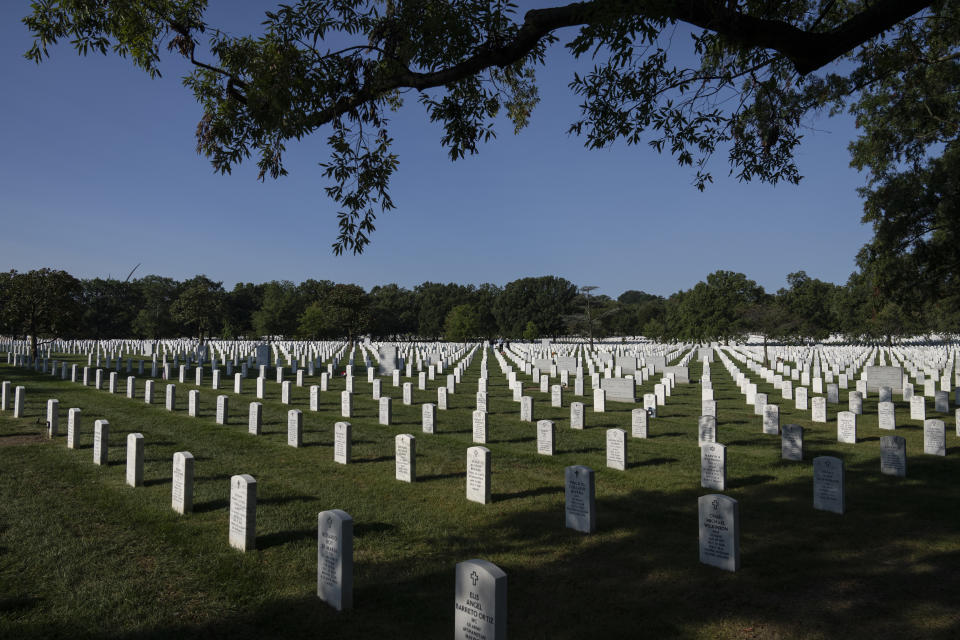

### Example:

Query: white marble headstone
xmin=813 ymin=456 xmax=844 ymax=514
xmin=781 ymin=423 xmax=803 ymax=461
xmin=570 ymin=402 xmax=584 ymax=430
xmin=762 ymin=404 xmax=779 ymax=435
xmin=564 ymin=465 xmax=595 ymax=534
xmin=520 ymin=396 xmax=533 ymax=422
xmin=287 ymin=409 xmax=303 ymax=447
xmin=317 ymin=509 xmax=353 ymax=610
xmin=536 ymin=420 xmax=555 ymax=456
xmin=923 ymin=419 xmax=946 ymax=456
xmin=472 ymin=410 xmax=487 ymax=444
xmin=454 ymin=559 xmax=506 ymax=640
xmin=395 ymin=434 xmax=416 ymax=482
xmin=93 ymin=419 xmax=109 ymax=465
xmin=67 ymin=407 xmax=80 ymax=449
xmin=466 ymin=446 xmax=491 ymax=504
xmin=812 ymin=396 xmax=827 ymax=423
xmin=700 ymin=442 xmax=726 ymax=490
xmin=422 ymin=403 xmax=436 ymax=434
xmin=632 ymin=408 xmax=648 ymax=439
xmin=837 ymin=411 xmax=857 ymax=444
xmin=877 ymin=401 xmax=896 ymax=430
xmin=248 ymin=401 xmax=262 ymax=435
xmin=379 ymin=396 xmax=392 ymax=425
xmin=880 ymin=435 xmax=907 ymax=477
xmin=126 ymin=433 xmax=144 ymax=487
xmin=172 ymin=451 xmax=194 ymax=514
xmin=606 ymin=428 xmax=627 ymax=471
xmin=334 ymin=422 xmax=351 ymax=464
xmin=698 ymin=494 xmax=740 ymax=572
xmin=229 ymin=474 xmax=257 ymax=551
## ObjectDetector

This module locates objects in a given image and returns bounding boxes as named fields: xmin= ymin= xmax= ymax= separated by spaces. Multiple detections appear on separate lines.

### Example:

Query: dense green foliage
xmin=493 ymin=276 xmax=578 ymax=338
xmin=845 ymin=3 xmax=960 ymax=315
xmin=443 ymin=303 xmax=484 ymax=342
xmin=2 ymin=265 xmax=953 ymax=345
xmin=0 ymin=268 xmax=82 ymax=358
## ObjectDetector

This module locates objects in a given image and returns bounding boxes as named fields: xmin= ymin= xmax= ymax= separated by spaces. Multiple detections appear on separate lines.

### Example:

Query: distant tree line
xmin=2 ymin=267 xmax=957 ymax=359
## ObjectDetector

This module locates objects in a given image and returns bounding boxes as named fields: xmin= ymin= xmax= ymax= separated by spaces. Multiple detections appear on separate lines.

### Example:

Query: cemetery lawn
xmin=2 ymin=354 xmax=960 ymax=639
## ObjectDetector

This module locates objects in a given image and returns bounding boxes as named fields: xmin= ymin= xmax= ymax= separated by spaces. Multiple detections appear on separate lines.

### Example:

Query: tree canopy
xmin=23 ymin=0 xmax=949 ymax=262
xmin=0 ymin=268 xmax=82 ymax=358
xmin=170 ymin=275 xmax=226 ymax=343
xmin=1 ymin=265 xmax=953 ymax=343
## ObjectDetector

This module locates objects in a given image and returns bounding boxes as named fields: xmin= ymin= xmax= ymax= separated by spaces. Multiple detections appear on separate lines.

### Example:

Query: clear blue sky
xmin=0 ymin=2 xmax=874 ymax=300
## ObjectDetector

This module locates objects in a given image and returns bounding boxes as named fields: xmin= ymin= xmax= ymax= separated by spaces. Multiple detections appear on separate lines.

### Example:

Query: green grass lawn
xmin=2 ymin=348 xmax=959 ymax=639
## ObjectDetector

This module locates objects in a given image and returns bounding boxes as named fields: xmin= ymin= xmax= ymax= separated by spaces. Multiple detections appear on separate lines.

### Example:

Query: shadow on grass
xmin=260 ymin=495 xmax=315 ymax=506
xmin=353 ymin=456 xmax=394 ymax=464
xmin=489 ymin=436 xmax=535 ymax=444
xmin=196 ymin=474 xmax=233 ymax=482
xmin=193 ymin=499 xmax=228 ymax=513
xmin=0 ymin=431 xmax=44 ymax=439
xmin=492 ymin=485 xmax=563 ymax=502
xmin=142 ymin=478 xmax=170 ymax=488
xmin=0 ymin=595 xmax=41 ymax=614
xmin=733 ymin=474 xmax=776 ymax=488
xmin=257 ymin=528 xmax=315 ymax=550
xmin=565 ymin=446 xmax=603 ymax=454
xmin=635 ymin=457 xmax=679 ymax=467
xmin=355 ymin=522 xmax=396 ymax=536
xmin=419 ymin=472 xmax=465 ymax=482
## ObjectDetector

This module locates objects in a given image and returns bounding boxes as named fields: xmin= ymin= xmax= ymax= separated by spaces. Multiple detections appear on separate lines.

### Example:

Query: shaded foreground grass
xmin=2 ymin=350 xmax=960 ymax=639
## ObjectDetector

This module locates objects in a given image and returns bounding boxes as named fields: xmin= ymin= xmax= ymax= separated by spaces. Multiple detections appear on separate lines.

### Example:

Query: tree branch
xmin=301 ymin=0 xmax=933 ymax=128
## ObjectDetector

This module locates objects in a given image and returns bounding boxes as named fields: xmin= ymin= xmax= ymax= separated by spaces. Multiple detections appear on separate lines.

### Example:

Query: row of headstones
xmin=10 ymin=341 xmax=350 ymax=379
xmin=28 ymin=342 xmax=480 ymax=448
xmin=21 ymin=395 xmax=850 ymax=630
xmin=722 ymin=346 xmax=944 ymax=427
xmin=47 ymin=358 xmax=495 ymax=471
xmin=42 ymin=394 xmax=570 ymax=636
xmin=35 ymin=405 xmax=360 ymax=615
xmin=506 ymin=341 xmax=675 ymax=370
xmin=700 ymin=444 xmax=923 ymax=575
xmin=21 ymin=349 xmax=926 ymax=490
xmin=713 ymin=348 xmax=952 ymax=470
xmin=764 ymin=343 xmax=959 ymax=398
xmin=700 ymin=422 xmax=915 ymax=494
xmin=39 ymin=349 xmax=469 ymax=420
xmin=15 ymin=350 xmax=345 ymax=390
xmin=736 ymin=358 xmax=959 ymax=440
xmin=496 ymin=358 xmax=673 ymax=426
xmin=0 ymin=382 xmax=26 ymax=416
xmin=735 ymin=345 xmax=879 ymax=397
xmin=498 ymin=346 xmax=681 ymax=408
xmin=3 ymin=372 xmax=633 ymax=468
xmin=502 ymin=342 xmax=682 ymax=390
